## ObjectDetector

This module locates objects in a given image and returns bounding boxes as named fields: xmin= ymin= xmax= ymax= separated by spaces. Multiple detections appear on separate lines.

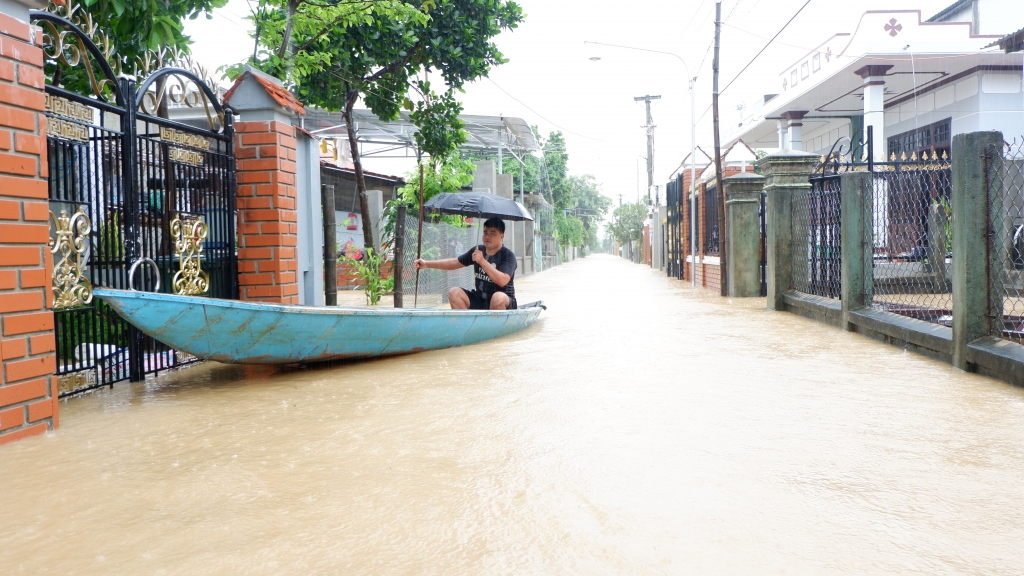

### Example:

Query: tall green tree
xmin=565 ymin=174 xmax=611 ymax=251
xmin=46 ymin=0 xmax=227 ymax=97
xmin=243 ymin=0 xmax=524 ymax=252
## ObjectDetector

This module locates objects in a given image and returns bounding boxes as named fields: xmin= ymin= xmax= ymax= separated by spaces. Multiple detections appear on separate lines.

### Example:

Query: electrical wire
xmin=487 ymin=78 xmax=612 ymax=143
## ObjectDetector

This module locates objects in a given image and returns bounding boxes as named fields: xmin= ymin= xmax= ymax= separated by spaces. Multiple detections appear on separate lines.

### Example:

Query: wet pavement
xmin=2 ymin=254 xmax=1024 ymax=574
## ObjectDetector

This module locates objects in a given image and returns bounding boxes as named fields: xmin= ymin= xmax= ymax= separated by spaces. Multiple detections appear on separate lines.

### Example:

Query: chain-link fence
xmin=400 ymin=213 xmax=478 ymax=308
xmin=870 ymin=153 xmax=953 ymax=325
xmin=991 ymin=138 xmax=1024 ymax=344
xmin=793 ymin=171 xmax=842 ymax=298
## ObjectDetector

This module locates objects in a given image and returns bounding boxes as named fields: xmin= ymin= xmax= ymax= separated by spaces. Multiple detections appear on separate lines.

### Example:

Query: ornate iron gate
xmin=34 ymin=10 xmax=237 ymax=396
xmin=666 ymin=175 xmax=683 ymax=279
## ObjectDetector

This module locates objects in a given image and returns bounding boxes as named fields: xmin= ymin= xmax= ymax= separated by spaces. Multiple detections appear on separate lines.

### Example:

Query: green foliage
xmin=554 ymin=211 xmax=584 ymax=247
xmin=78 ymin=0 xmax=227 ymax=55
xmin=609 ymin=203 xmax=647 ymax=245
xmin=341 ymin=247 xmax=391 ymax=305
xmin=98 ymin=210 xmax=124 ymax=262
xmin=240 ymin=0 xmax=523 ymax=251
xmin=379 ymin=155 xmax=473 ymax=249
xmin=409 ymin=84 xmax=468 ymax=166
xmin=45 ymin=0 xmax=226 ymax=98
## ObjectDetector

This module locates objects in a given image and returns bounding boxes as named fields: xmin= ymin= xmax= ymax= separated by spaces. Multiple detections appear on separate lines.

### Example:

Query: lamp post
xmin=584 ymin=41 xmax=697 ymax=285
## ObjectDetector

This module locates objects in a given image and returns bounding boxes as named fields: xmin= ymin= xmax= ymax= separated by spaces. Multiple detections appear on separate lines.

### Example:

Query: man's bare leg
xmin=448 ymin=287 xmax=470 ymax=309
xmin=489 ymin=292 xmax=510 ymax=310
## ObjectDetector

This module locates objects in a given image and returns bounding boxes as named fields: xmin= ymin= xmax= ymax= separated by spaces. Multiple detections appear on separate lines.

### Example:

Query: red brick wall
xmin=679 ymin=166 xmax=752 ymax=290
xmin=0 ymin=13 xmax=57 ymax=445
xmin=234 ymin=120 xmax=299 ymax=303
xmin=336 ymin=260 xmax=393 ymax=289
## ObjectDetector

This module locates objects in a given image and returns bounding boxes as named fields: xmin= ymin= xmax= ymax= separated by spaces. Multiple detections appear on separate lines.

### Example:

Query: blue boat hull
xmin=93 ymin=289 xmax=543 ymax=364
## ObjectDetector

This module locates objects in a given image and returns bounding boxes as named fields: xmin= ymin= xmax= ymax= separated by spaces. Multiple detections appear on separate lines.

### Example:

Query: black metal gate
xmin=666 ymin=175 xmax=683 ymax=279
xmin=35 ymin=11 xmax=236 ymax=397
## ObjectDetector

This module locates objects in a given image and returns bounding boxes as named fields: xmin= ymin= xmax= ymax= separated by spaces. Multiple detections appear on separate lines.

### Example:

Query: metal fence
xmin=666 ymin=175 xmax=684 ymax=279
xmin=990 ymin=138 xmax=1024 ymax=344
xmin=703 ymin=184 xmax=720 ymax=255
xmin=759 ymin=190 xmax=767 ymax=297
xmin=869 ymin=152 xmax=953 ymax=325
xmin=38 ymin=11 xmax=236 ymax=397
xmin=794 ymin=168 xmax=842 ymax=298
xmin=400 ymin=213 xmax=477 ymax=308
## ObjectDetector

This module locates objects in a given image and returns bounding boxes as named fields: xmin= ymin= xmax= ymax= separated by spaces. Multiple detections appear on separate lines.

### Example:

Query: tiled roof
xmin=926 ymin=0 xmax=972 ymax=23
xmin=223 ymin=67 xmax=305 ymax=116
xmin=985 ymin=26 xmax=1024 ymax=52
xmin=320 ymin=160 xmax=405 ymax=183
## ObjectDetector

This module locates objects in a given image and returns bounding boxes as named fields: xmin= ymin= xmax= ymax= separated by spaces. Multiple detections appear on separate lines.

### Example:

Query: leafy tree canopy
xmin=74 ymin=0 xmax=228 ymax=63
xmin=239 ymin=0 xmax=524 ymax=251
xmin=609 ymin=202 xmax=647 ymax=246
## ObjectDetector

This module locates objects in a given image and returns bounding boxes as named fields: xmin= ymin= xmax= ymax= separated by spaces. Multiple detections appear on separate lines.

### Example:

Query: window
xmin=887 ymin=117 xmax=952 ymax=160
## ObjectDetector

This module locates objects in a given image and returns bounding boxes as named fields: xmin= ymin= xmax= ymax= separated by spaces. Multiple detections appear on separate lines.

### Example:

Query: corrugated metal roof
xmin=985 ymin=26 xmax=1024 ymax=52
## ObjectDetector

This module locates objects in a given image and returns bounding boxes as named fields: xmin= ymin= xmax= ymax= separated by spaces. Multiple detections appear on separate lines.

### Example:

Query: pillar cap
xmin=223 ymin=66 xmax=304 ymax=122
xmin=854 ymin=64 xmax=893 ymax=79
xmin=723 ymin=171 xmax=766 ymax=182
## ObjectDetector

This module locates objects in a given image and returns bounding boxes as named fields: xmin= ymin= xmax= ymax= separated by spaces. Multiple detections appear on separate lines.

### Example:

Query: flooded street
xmin=3 ymin=254 xmax=1024 ymax=574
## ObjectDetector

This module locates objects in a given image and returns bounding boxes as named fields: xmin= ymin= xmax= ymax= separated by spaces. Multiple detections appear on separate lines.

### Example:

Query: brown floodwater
xmin=3 ymin=254 xmax=1024 ymax=574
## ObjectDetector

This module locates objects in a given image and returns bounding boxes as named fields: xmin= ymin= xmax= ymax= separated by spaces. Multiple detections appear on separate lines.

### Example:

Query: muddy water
xmin=3 ymin=255 xmax=1024 ymax=574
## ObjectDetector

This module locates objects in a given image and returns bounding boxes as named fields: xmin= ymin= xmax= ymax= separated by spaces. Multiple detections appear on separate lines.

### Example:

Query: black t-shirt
xmin=457 ymin=245 xmax=516 ymax=300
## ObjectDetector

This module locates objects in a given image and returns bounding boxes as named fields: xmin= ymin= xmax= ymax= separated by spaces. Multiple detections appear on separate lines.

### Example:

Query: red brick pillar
xmin=233 ymin=119 xmax=299 ymax=303
xmin=0 ymin=5 xmax=58 ymax=445
xmin=224 ymin=68 xmax=307 ymax=304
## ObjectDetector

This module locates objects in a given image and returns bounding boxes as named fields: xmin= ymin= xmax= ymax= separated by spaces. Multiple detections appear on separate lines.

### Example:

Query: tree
xmin=244 ymin=0 xmax=525 ymax=252
xmin=46 ymin=0 xmax=228 ymax=97
xmin=565 ymin=174 xmax=611 ymax=251
xmin=609 ymin=202 xmax=646 ymax=251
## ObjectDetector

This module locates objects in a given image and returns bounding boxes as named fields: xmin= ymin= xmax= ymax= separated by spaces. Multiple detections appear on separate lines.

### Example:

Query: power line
xmin=486 ymin=78 xmax=612 ymax=143
xmin=719 ymin=0 xmax=813 ymax=98
xmin=695 ymin=0 xmax=813 ymax=125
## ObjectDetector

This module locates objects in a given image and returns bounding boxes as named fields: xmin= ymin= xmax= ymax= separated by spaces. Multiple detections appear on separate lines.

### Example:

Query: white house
xmin=727 ymin=0 xmax=1024 ymax=159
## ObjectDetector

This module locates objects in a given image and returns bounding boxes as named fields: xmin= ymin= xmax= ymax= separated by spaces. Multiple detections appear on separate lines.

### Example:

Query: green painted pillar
xmin=951 ymin=131 xmax=1003 ymax=370
xmin=839 ymin=171 xmax=873 ymax=330
xmin=724 ymin=173 xmax=766 ymax=297
xmin=757 ymin=152 xmax=819 ymax=310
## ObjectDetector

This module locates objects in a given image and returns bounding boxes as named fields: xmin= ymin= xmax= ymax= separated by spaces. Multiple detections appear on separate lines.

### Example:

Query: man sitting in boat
xmin=414 ymin=217 xmax=517 ymax=310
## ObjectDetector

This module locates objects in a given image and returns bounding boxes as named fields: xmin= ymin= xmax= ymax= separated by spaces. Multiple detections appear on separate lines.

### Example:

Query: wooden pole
xmin=712 ymin=0 xmax=727 ymax=296
xmin=322 ymin=184 xmax=337 ymax=306
xmin=414 ymin=162 xmax=425 ymax=308
xmin=393 ymin=204 xmax=406 ymax=308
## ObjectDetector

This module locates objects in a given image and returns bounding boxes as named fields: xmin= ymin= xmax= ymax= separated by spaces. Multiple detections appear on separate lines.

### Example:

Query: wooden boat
xmin=93 ymin=288 xmax=544 ymax=365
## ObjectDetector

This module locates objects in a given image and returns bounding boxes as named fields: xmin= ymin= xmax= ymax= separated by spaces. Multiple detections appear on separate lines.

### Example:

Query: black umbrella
xmin=423 ymin=192 xmax=534 ymax=221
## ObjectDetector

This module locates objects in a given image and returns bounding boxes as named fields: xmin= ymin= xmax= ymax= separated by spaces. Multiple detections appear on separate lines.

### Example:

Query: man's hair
xmin=483 ymin=217 xmax=505 ymax=233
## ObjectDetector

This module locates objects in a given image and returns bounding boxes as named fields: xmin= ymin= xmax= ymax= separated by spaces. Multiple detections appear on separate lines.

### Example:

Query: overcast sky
xmin=184 ymin=0 xmax=955 ymax=204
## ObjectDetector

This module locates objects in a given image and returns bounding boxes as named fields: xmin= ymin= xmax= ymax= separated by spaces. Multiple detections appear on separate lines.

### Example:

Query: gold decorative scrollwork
xmin=140 ymin=70 xmax=223 ymax=132
xmin=44 ymin=0 xmax=224 ymax=128
xmin=171 ymin=215 xmax=209 ymax=296
xmin=49 ymin=207 xmax=94 ymax=309
xmin=58 ymin=370 xmax=97 ymax=395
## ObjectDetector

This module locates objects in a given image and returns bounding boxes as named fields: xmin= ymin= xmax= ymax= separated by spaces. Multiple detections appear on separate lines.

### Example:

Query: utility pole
xmin=634 ymin=94 xmax=661 ymax=202
xmin=712 ymin=0 xmax=727 ymax=297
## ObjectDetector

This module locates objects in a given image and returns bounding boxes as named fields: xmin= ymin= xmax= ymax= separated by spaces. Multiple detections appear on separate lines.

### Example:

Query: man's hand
xmin=414 ymin=258 xmax=427 ymax=270
xmin=471 ymin=247 xmax=485 ymax=265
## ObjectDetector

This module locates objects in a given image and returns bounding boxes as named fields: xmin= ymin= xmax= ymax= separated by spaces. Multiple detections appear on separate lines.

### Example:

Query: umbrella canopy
xmin=423 ymin=192 xmax=533 ymax=222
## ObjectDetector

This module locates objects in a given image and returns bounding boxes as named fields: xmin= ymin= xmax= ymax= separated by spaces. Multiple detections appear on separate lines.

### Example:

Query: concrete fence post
xmin=724 ymin=172 xmax=766 ymax=297
xmin=951 ymin=131 xmax=1003 ymax=370
xmin=839 ymin=171 xmax=873 ymax=330
xmin=757 ymin=152 xmax=819 ymax=310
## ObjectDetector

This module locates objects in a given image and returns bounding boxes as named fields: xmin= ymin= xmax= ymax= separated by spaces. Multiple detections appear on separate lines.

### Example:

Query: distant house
xmin=319 ymin=159 xmax=404 ymax=252
xmin=727 ymin=0 xmax=1024 ymax=159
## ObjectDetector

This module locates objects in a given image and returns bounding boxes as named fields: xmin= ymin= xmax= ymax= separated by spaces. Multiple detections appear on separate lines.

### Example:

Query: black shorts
xmin=460 ymin=288 xmax=517 ymax=310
